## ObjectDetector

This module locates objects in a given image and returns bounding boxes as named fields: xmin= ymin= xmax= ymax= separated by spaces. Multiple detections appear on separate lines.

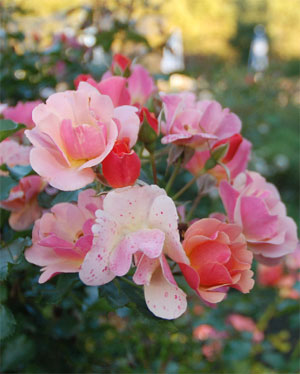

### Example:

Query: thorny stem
xmin=186 ymin=192 xmax=202 ymax=222
xmin=150 ymin=152 xmax=158 ymax=184
xmin=172 ymin=174 xmax=199 ymax=200
xmin=165 ymin=158 xmax=182 ymax=194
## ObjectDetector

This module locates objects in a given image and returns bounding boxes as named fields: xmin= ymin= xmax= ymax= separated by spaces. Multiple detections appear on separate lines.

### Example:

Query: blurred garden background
xmin=0 ymin=0 xmax=299 ymax=373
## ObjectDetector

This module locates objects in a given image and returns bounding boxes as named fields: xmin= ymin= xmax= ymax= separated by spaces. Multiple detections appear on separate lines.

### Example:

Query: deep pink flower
xmin=160 ymin=93 xmax=241 ymax=149
xmin=101 ymin=63 xmax=156 ymax=107
xmin=24 ymin=189 xmax=103 ymax=283
xmin=79 ymin=185 xmax=189 ymax=319
xmin=219 ymin=172 xmax=298 ymax=264
xmin=0 ymin=175 xmax=44 ymax=231
xmin=3 ymin=101 xmax=41 ymax=129
xmin=180 ymin=218 xmax=254 ymax=303
xmin=127 ymin=65 xmax=156 ymax=106
xmin=25 ymin=82 xmax=139 ymax=190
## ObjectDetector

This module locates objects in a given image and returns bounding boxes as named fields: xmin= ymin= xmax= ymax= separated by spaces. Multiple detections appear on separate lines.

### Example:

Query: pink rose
xmin=0 ymin=139 xmax=31 ymax=167
xmin=100 ymin=63 xmax=156 ymax=107
xmin=193 ymin=324 xmax=226 ymax=341
xmin=24 ymin=189 xmax=103 ymax=283
xmin=79 ymin=185 xmax=189 ymax=319
xmin=227 ymin=314 xmax=264 ymax=343
xmin=160 ymin=93 xmax=241 ymax=148
xmin=219 ymin=172 xmax=298 ymax=264
xmin=74 ymin=74 xmax=131 ymax=107
xmin=186 ymin=135 xmax=252 ymax=183
xmin=180 ymin=218 xmax=254 ymax=303
xmin=127 ymin=65 xmax=156 ymax=107
xmin=25 ymin=82 xmax=140 ymax=190
xmin=0 ymin=175 xmax=44 ymax=231
xmin=3 ymin=101 xmax=41 ymax=129
xmin=257 ymin=263 xmax=283 ymax=287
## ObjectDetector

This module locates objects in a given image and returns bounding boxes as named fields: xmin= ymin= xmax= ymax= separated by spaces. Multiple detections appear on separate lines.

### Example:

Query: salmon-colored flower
xmin=180 ymin=218 xmax=254 ymax=303
xmin=0 ymin=175 xmax=44 ymax=231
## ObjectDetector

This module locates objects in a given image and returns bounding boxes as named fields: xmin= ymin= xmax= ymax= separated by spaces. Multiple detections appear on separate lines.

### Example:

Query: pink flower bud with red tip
xmin=102 ymin=138 xmax=141 ymax=188
xmin=111 ymin=54 xmax=131 ymax=75
xmin=212 ymin=133 xmax=243 ymax=163
xmin=74 ymin=74 xmax=98 ymax=89
xmin=139 ymin=107 xmax=159 ymax=135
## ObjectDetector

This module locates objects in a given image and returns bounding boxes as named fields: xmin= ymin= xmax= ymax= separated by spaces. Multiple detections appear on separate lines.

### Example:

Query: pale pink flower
xmin=25 ymin=82 xmax=140 ymax=191
xmin=180 ymin=218 xmax=254 ymax=304
xmin=3 ymin=101 xmax=41 ymax=129
xmin=220 ymin=172 xmax=298 ymax=264
xmin=0 ymin=175 xmax=44 ymax=231
xmin=160 ymin=93 xmax=241 ymax=149
xmin=24 ymin=189 xmax=103 ymax=283
xmin=79 ymin=185 xmax=189 ymax=319
xmin=0 ymin=139 xmax=31 ymax=167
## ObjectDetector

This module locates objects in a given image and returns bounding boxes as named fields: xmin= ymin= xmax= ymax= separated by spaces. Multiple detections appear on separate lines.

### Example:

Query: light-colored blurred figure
xmin=161 ymin=28 xmax=185 ymax=74
xmin=248 ymin=25 xmax=269 ymax=74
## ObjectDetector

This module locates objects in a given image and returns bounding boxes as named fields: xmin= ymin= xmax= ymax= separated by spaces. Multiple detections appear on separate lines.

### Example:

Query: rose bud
xmin=138 ymin=107 xmax=159 ymax=147
xmin=111 ymin=54 xmax=131 ymax=77
xmin=102 ymin=138 xmax=141 ymax=188
xmin=74 ymin=74 xmax=98 ymax=89
xmin=212 ymin=133 xmax=243 ymax=163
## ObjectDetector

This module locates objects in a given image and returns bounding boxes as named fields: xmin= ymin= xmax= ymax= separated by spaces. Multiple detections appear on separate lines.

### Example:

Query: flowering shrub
xmin=1 ymin=53 xmax=298 ymax=323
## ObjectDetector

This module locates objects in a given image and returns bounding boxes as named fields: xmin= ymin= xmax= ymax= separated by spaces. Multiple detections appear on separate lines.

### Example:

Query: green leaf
xmin=1 ymin=334 xmax=35 ymax=371
xmin=51 ymin=190 xmax=80 ymax=205
xmin=0 ymin=305 xmax=16 ymax=340
xmin=7 ymin=165 xmax=33 ymax=180
xmin=0 ymin=237 xmax=31 ymax=280
xmin=42 ymin=274 xmax=79 ymax=304
xmin=0 ymin=286 xmax=7 ymax=303
xmin=0 ymin=176 xmax=18 ymax=200
xmin=0 ymin=119 xmax=26 ymax=141
xmin=100 ymin=281 xmax=129 ymax=308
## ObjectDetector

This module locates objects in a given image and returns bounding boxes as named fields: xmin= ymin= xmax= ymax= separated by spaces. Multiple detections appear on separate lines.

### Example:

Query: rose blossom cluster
xmin=1 ymin=54 xmax=298 ymax=320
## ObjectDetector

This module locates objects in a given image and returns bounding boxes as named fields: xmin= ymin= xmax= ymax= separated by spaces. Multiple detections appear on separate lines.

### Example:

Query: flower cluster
xmin=1 ymin=54 xmax=298 ymax=320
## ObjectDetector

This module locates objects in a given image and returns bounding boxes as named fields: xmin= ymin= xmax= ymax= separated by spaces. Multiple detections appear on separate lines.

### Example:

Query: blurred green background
xmin=0 ymin=1 xmax=299 ymax=373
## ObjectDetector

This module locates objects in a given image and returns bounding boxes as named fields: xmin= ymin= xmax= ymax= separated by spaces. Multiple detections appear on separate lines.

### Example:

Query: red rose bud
xmin=111 ymin=54 xmax=131 ymax=76
xmin=74 ymin=74 xmax=98 ymax=89
xmin=102 ymin=138 xmax=141 ymax=188
xmin=212 ymin=134 xmax=243 ymax=163
xmin=139 ymin=107 xmax=159 ymax=134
